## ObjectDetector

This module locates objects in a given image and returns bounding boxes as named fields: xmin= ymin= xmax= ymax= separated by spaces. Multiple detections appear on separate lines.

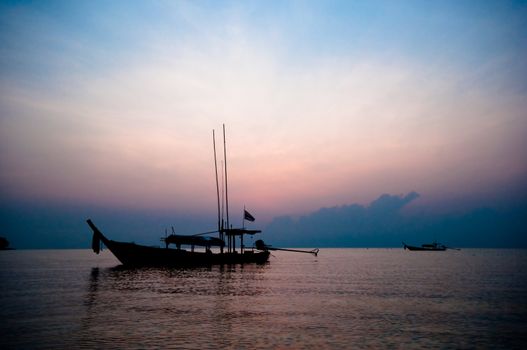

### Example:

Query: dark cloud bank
xmin=1 ymin=192 xmax=526 ymax=249
xmin=264 ymin=192 xmax=527 ymax=248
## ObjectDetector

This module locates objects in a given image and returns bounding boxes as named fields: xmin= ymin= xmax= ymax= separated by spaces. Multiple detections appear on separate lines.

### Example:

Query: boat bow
xmin=87 ymin=219 xmax=110 ymax=254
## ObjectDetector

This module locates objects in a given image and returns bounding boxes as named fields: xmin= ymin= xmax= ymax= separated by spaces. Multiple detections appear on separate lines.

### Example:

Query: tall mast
xmin=223 ymin=124 xmax=230 ymax=231
xmin=212 ymin=130 xmax=221 ymax=234
xmin=220 ymin=160 xmax=224 ymax=229
xmin=221 ymin=160 xmax=228 ymax=252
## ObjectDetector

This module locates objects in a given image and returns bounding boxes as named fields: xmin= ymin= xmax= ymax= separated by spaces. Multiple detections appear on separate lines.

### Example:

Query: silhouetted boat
xmin=87 ymin=219 xmax=270 ymax=266
xmin=87 ymin=125 xmax=317 ymax=267
xmin=403 ymin=241 xmax=447 ymax=251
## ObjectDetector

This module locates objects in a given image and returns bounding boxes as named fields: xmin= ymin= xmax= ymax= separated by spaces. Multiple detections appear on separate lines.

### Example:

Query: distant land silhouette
xmin=0 ymin=236 xmax=12 ymax=250
xmin=0 ymin=192 xmax=526 ymax=249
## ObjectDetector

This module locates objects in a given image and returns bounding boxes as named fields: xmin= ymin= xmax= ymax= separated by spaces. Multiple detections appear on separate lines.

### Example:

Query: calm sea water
xmin=1 ymin=248 xmax=526 ymax=349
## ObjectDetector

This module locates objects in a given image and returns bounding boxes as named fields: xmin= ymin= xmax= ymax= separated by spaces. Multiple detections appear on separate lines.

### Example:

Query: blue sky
xmin=1 ymin=1 xmax=526 ymax=247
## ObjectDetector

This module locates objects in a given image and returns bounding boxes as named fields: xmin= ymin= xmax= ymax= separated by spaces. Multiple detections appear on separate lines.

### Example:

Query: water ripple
xmin=1 ymin=249 xmax=526 ymax=349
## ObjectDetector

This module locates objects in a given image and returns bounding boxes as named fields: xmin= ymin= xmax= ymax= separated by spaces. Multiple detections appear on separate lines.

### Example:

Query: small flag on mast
xmin=244 ymin=209 xmax=255 ymax=222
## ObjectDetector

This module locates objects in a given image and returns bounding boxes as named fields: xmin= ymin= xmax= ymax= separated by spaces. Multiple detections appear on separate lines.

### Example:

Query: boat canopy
xmin=163 ymin=234 xmax=225 ymax=247
xmin=422 ymin=242 xmax=446 ymax=249
xmin=223 ymin=228 xmax=262 ymax=236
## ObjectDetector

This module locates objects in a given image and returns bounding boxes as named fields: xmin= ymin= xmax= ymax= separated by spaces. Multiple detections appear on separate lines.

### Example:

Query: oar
xmin=267 ymin=247 xmax=319 ymax=256
xmin=255 ymin=240 xmax=318 ymax=256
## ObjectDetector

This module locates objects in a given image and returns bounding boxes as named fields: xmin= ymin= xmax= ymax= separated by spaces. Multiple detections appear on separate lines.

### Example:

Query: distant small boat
xmin=403 ymin=241 xmax=447 ymax=251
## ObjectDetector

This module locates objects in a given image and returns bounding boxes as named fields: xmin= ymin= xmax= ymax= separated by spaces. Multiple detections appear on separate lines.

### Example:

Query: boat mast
xmin=223 ymin=124 xmax=231 ymax=252
xmin=221 ymin=161 xmax=225 ymax=231
xmin=212 ymin=129 xmax=223 ymax=251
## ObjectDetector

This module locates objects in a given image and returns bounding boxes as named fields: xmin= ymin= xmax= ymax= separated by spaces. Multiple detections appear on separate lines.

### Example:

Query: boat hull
xmin=87 ymin=220 xmax=270 ymax=267
xmin=404 ymin=245 xmax=446 ymax=251
xmin=105 ymin=239 xmax=270 ymax=266
xmin=404 ymin=244 xmax=447 ymax=252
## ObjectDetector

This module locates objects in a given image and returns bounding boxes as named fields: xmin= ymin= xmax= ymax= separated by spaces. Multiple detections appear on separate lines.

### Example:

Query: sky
xmin=1 ymin=1 xmax=526 ymax=248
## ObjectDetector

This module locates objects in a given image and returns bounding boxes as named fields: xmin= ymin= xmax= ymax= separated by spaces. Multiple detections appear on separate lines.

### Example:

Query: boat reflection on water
xmin=3 ymin=249 xmax=524 ymax=349
xmin=79 ymin=263 xmax=271 ymax=348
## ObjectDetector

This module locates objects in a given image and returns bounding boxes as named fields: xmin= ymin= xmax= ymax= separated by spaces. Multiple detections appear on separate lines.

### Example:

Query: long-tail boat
xmin=87 ymin=125 xmax=317 ymax=267
xmin=87 ymin=219 xmax=270 ymax=266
